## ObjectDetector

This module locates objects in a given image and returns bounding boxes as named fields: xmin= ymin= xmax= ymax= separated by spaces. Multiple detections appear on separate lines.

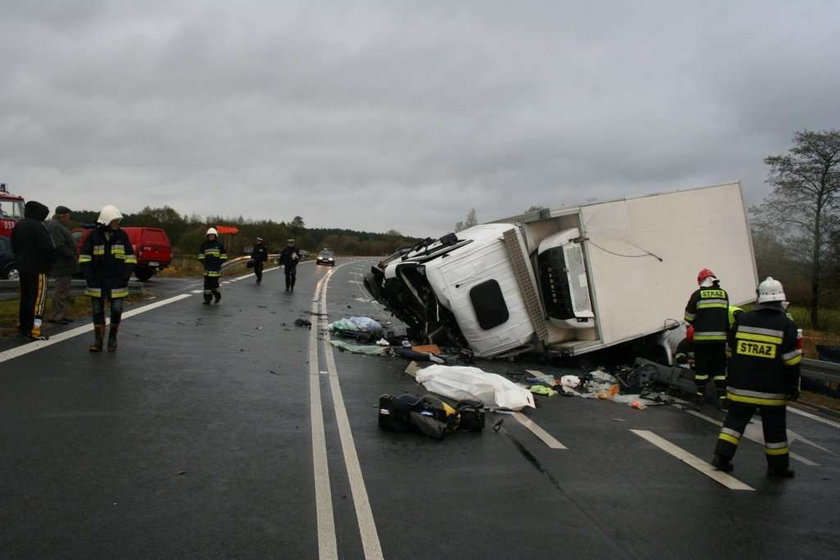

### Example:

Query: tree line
xmin=751 ymin=129 xmax=840 ymax=329
xmin=65 ymin=208 xmax=419 ymax=259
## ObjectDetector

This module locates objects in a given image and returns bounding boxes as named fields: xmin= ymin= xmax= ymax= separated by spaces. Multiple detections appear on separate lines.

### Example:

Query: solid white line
xmin=788 ymin=406 xmax=840 ymax=430
xmin=309 ymin=274 xmax=338 ymax=560
xmin=685 ymin=409 xmax=820 ymax=466
xmin=0 ymin=293 xmax=193 ymax=365
xmin=321 ymin=265 xmax=384 ymax=560
xmin=513 ymin=412 xmax=568 ymax=449
xmin=630 ymin=429 xmax=754 ymax=491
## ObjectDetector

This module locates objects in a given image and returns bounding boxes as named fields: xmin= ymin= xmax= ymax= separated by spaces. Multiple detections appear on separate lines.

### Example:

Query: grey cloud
xmin=2 ymin=1 xmax=839 ymax=236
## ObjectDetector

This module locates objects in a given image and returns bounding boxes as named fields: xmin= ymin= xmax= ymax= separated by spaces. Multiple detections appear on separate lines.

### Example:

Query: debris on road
xmin=329 ymin=316 xmax=384 ymax=342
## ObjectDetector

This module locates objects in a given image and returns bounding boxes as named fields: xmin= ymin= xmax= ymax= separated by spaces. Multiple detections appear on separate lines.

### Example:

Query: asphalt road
xmin=1 ymin=260 xmax=838 ymax=559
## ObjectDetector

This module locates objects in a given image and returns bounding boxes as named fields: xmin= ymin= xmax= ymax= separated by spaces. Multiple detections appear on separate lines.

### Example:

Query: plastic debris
xmin=329 ymin=340 xmax=391 ymax=355
xmin=529 ymin=385 xmax=558 ymax=397
xmin=328 ymin=317 xmax=385 ymax=341
xmin=559 ymin=375 xmax=581 ymax=395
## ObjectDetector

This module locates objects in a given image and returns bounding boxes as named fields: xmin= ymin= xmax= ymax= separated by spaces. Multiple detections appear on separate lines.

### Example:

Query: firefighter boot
xmin=711 ymin=454 xmax=733 ymax=473
xmin=107 ymin=324 xmax=119 ymax=352
xmin=767 ymin=455 xmax=795 ymax=478
xmin=89 ymin=324 xmax=106 ymax=352
xmin=203 ymin=294 xmax=212 ymax=305
xmin=213 ymin=290 xmax=221 ymax=304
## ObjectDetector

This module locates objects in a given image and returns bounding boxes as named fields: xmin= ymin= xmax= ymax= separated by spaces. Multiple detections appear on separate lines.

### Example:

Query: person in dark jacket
xmin=78 ymin=205 xmax=136 ymax=352
xmin=251 ymin=237 xmax=269 ymax=284
xmin=198 ymin=227 xmax=227 ymax=304
xmin=46 ymin=205 xmax=78 ymax=324
xmin=10 ymin=200 xmax=54 ymax=341
xmin=684 ymin=268 xmax=729 ymax=406
xmin=711 ymin=277 xmax=801 ymax=478
xmin=279 ymin=238 xmax=301 ymax=292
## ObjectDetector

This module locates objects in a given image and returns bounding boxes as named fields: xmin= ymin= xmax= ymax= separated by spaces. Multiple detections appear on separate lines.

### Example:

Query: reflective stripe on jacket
xmin=726 ymin=306 xmax=801 ymax=406
xmin=684 ymin=285 xmax=729 ymax=344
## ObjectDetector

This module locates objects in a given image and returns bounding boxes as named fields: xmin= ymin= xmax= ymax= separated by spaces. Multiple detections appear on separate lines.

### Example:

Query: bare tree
xmin=757 ymin=129 xmax=840 ymax=328
xmin=455 ymin=208 xmax=478 ymax=232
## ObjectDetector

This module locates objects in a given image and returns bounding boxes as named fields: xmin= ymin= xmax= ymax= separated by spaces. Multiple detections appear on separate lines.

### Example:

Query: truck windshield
xmin=0 ymin=201 xmax=24 ymax=219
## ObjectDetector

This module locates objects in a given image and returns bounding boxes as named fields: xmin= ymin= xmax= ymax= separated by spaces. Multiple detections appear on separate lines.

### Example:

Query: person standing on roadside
xmin=198 ymin=227 xmax=227 ymax=304
xmin=10 ymin=200 xmax=54 ymax=341
xmin=279 ymin=238 xmax=301 ymax=292
xmin=251 ymin=237 xmax=268 ymax=284
xmin=46 ymin=205 xmax=77 ymax=325
xmin=78 ymin=205 xmax=136 ymax=352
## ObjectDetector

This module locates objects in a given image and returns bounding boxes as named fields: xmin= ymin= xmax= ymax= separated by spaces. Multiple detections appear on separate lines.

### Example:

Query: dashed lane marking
xmin=513 ymin=412 xmax=568 ymax=449
xmin=685 ymin=410 xmax=820 ymax=466
xmin=0 ymin=293 xmax=193 ymax=366
xmin=631 ymin=429 xmax=754 ymax=491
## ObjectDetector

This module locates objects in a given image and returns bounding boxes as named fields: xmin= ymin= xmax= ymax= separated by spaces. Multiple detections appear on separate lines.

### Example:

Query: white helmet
xmin=97 ymin=205 xmax=123 ymax=225
xmin=206 ymin=227 xmax=219 ymax=236
xmin=757 ymin=277 xmax=786 ymax=304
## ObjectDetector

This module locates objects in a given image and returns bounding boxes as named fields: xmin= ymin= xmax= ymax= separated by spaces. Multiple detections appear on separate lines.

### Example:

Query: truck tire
xmin=134 ymin=267 xmax=154 ymax=282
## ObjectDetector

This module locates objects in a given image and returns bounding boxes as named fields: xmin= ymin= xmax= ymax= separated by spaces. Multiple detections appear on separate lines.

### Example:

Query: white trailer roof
xmin=578 ymin=182 xmax=757 ymax=347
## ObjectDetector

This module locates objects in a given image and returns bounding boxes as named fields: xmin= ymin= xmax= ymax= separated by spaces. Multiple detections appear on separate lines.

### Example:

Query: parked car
xmin=0 ymin=235 xmax=19 ymax=280
xmin=73 ymin=226 xmax=173 ymax=281
xmin=316 ymin=249 xmax=335 ymax=266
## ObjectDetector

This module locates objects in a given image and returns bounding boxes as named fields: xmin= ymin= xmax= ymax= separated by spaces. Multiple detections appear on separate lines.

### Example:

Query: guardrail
xmin=801 ymin=358 xmax=840 ymax=383
xmin=0 ymin=279 xmax=144 ymax=302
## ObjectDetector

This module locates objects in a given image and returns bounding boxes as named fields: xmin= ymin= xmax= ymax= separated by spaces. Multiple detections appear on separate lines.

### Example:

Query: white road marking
xmin=631 ymin=429 xmax=754 ymax=491
xmin=321 ymin=263 xmax=384 ymax=560
xmin=686 ymin=409 xmax=821 ymax=466
xmin=0 ymin=293 xmax=193 ymax=365
xmin=513 ymin=412 xmax=567 ymax=449
xmin=190 ymin=290 xmax=204 ymax=294
xmin=308 ymin=274 xmax=338 ymax=559
xmin=788 ymin=406 xmax=840 ymax=430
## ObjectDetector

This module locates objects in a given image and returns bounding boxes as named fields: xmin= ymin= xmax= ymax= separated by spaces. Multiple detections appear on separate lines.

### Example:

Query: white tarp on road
xmin=415 ymin=364 xmax=536 ymax=411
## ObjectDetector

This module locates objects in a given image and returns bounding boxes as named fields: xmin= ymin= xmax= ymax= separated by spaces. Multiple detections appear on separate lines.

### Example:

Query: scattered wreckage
xmin=364 ymin=182 xmax=757 ymax=364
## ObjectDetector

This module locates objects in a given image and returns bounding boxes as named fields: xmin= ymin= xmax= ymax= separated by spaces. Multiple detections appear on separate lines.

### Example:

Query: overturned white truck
xmin=364 ymin=182 xmax=758 ymax=362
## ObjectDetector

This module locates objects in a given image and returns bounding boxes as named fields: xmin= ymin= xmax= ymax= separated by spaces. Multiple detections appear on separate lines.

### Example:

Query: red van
xmin=73 ymin=227 xmax=172 ymax=281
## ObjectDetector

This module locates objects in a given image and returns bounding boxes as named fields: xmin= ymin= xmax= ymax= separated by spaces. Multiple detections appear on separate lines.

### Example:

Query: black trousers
xmin=714 ymin=401 xmax=789 ymax=471
xmin=18 ymin=272 xmax=48 ymax=337
xmin=284 ymin=266 xmax=297 ymax=290
xmin=693 ymin=342 xmax=727 ymax=400
xmin=253 ymin=260 xmax=264 ymax=282
xmin=203 ymin=276 xmax=220 ymax=302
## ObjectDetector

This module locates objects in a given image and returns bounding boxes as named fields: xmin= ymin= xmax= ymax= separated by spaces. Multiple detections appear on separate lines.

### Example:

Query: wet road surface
xmin=1 ymin=260 xmax=839 ymax=559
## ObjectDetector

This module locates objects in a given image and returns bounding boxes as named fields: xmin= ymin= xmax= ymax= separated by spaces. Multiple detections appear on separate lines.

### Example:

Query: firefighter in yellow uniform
xmin=711 ymin=277 xmax=801 ymax=478
xmin=684 ymin=268 xmax=729 ymax=405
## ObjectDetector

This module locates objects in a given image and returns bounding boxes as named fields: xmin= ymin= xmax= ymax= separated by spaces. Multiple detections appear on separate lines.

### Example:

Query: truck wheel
xmin=134 ymin=267 xmax=154 ymax=282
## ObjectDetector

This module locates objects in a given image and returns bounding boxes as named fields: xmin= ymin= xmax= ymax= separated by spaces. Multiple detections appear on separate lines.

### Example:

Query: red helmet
xmin=697 ymin=268 xmax=715 ymax=285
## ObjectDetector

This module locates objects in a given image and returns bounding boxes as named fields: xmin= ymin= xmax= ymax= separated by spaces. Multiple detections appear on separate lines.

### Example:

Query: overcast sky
xmin=2 ymin=1 xmax=838 ymax=236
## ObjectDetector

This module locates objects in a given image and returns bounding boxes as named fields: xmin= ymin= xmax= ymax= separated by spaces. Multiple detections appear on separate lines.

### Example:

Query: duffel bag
xmin=457 ymin=399 xmax=485 ymax=432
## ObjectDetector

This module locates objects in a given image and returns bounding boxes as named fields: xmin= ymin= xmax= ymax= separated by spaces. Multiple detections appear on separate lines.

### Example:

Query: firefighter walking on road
xmin=251 ymin=237 xmax=268 ymax=284
xmin=684 ymin=268 xmax=729 ymax=406
xmin=78 ymin=205 xmax=136 ymax=352
xmin=711 ymin=277 xmax=801 ymax=478
xmin=199 ymin=227 xmax=227 ymax=304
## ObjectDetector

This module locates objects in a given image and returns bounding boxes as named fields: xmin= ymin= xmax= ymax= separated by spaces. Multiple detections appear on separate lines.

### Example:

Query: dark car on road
xmin=316 ymin=249 xmax=335 ymax=266
xmin=0 ymin=235 xmax=19 ymax=280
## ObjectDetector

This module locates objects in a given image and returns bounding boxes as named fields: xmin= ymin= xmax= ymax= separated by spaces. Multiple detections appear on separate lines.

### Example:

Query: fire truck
xmin=0 ymin=183 xmax=25 ymax=238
